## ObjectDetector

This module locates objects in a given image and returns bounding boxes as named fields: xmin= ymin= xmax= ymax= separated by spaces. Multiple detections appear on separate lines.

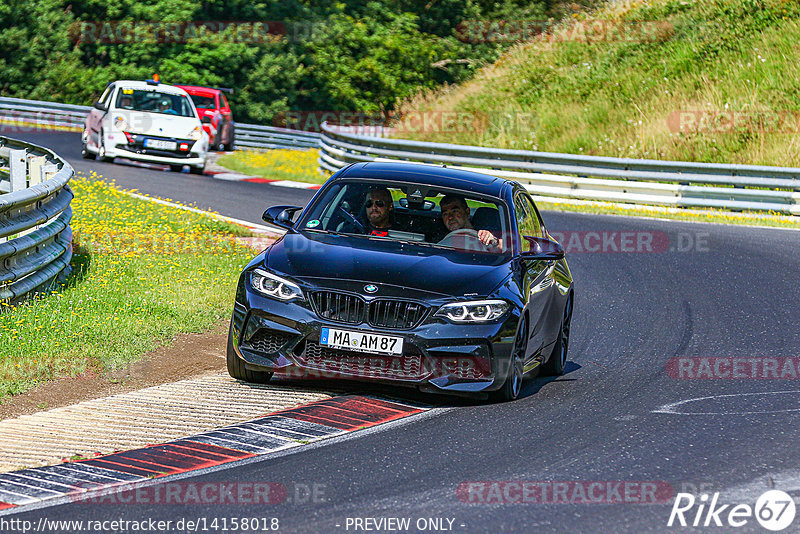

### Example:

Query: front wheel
xmin=224 ymin=129 xmax=235 ymax=151
xmin=98 ymin=131 xmax=113 ymax=162
xmin=541 ymin=296 xmax=572 ymax=376
xmin=81 ymin=142 xmax=94 ymax=160
xmin=226 ymin=319 xmax=273 ymax=384
xmin=492 ymin=316 xmax=527 ymax=402
xmin=189 ymin=165 xmax=205 ymax=175
xmin=169 ymin=164 xmax=184 ymax=173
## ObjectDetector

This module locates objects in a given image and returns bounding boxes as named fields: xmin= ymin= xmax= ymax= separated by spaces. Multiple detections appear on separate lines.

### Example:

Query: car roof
xmin=175 ymin=85 xmax=219 ymax=97
xmin=336 ymin=162 xmax=510 ymax=197
xmin=112 ymin=80 xmax=189 ymax=96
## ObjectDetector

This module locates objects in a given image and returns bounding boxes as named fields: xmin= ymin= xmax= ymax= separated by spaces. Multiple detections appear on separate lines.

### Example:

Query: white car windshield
xmin=116 ymin=89 xmax=195 ymax=117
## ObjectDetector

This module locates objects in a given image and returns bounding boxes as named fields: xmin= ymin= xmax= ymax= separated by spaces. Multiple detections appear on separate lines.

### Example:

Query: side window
xmin=514 ymin=192 xmax=542 ymax=251
xmin=220 ymin=94 xmax=229 ymax=109
xmin=100 ymin=85 xmax=115 ymax=107
xmin=522 ymin=194 xmax=544 ymax=237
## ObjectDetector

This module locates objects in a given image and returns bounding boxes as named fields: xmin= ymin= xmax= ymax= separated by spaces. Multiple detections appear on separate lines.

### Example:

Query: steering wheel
xmin=439 ymin=228 xmax=487 ymax=251
xmin=337 ymin=206 xmax=367 ymax=234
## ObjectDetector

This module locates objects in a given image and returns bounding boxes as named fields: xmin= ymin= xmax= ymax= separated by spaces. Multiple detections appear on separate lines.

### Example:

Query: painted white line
xmin=652 ymin=390 xmax=800 ymax=415
xmin=267 ymin=180 xmax=320 ymax=189
xmin=117 ymin=190 xmax=286 ymax=235
xmin=210 ymin=172 xmax=259 ymax=181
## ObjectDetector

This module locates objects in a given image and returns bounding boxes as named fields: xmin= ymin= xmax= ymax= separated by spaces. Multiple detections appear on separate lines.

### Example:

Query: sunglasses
xmin=366 ymin=200 xmax=386 ymax=208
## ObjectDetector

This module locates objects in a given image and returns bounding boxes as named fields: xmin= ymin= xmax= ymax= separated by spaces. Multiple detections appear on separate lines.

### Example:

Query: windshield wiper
xmin=304 ymin=229 xmax=363 ymax=238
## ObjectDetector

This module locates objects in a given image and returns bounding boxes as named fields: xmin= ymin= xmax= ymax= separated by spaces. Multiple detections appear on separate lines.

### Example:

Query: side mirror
xmin=200 ymin=116 xmax=212 ymax=124
xmin=93 ymin=101 xmax=107 ymax=112
xmin=519 ymin=236 xmax=565 ymax=260
xmin=262 ymin=205 xmax=302 ymax=231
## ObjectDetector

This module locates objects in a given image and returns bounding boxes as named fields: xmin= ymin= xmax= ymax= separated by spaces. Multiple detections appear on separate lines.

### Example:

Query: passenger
xmin=438 ymin=194 xmax=501 ymax=251
xmin=119 ymin=96 xmax=133 ymax=109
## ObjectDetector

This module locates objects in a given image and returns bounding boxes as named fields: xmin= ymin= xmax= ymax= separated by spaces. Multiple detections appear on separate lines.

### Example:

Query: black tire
xmin=492 ymin=316 xmax=527 ymax=402
xmin=541 ymin=295 xmax=572 ymax=376
xmin=98 ymin=131 xmax=113 ymax=162
xmin=189 ymin=165 xmax=205 ymax=175
xmin=226 ymin=319 xmax=273 ymax=384
xmin=169 ymin=164 xmax=184 ymax=173
xmin=224 ymin=129 xmax=235 ymax=151
xmin=81 ymin=142 xmax=94 ymax=159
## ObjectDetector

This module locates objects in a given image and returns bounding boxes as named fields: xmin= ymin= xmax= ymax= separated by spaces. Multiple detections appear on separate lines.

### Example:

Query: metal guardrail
xmin=319 ymin=123 xmax=800 ymax=215
xmin=0 ymin=96 xmax=320 ymax=151
xmin=5 ymin=96 xmax=800 ymax=214
xmin=0 ymin=136 xmax=74 ymax=301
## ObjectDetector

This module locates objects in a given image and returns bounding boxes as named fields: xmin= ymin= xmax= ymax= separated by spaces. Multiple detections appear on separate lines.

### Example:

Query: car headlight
xmin=250 ymin=268 xmax=304 ymax=301
xmin=187 ymin=126 xmax=203 ymax=140
xmin=113 ymin=116 xmax=129 ymax=131
xmin=434 ymin=299 xmax=510 ymax=323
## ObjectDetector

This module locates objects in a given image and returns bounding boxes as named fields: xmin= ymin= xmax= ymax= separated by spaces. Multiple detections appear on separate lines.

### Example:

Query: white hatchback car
xmin=81 ymin=80 xmax=210 ymax=173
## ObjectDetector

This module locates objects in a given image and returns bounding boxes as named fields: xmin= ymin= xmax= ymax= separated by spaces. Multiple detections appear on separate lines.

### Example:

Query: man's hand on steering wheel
xmin=477 ymin=229 xmax=501 ymax=250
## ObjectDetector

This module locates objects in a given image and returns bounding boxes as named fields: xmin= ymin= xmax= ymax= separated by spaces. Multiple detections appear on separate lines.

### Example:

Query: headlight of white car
xmin=250 ymin=269 xmax=304 ymax=301
xmin=113 ymin=115 xmax=129 ymax=131
xmin=434 ymin=299 xmax=510 ymax=323
xmin=187 ymin=126 xmax=203 ymax=141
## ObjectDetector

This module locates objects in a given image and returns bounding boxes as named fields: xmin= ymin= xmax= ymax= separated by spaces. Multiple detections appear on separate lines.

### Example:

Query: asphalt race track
xmin=9 ymin=131 xmax=317 ymax=226
xmin=6 ymin=130 xmax=800 ymax=532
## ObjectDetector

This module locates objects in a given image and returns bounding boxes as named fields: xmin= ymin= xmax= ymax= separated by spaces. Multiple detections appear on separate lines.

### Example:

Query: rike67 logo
xmin=668 ymin=490 xmax=796 ymax=531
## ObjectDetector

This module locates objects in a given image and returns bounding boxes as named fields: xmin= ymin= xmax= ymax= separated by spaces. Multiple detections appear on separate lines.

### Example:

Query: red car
xmin=175 ymin=85 xmax=235 ymax=151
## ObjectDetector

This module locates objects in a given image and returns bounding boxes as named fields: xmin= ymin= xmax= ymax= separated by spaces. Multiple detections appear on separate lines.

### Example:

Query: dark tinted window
xmin=115 ymin=89 xmax=195 ymax=117
xmin=514 ymin=192 xmax=543 ymax=251
xmin=190 ymin=95 xmax=217 ymax=109
xmin=300 ymin=181 xmax=509 ymax=255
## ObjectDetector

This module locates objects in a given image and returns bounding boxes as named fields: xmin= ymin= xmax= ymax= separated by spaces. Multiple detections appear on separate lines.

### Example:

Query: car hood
xmin=266 ymin=232 xmax=512 ymax=298
xmin=108 ymin=110 xmax=201 ymax=137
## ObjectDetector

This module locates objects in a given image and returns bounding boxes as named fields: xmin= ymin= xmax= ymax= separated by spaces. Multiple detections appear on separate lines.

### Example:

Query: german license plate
xmin=144 ymin=138 xmax=177 ymax=150
xmin=320 ymin=328 xmax=403 ymax=355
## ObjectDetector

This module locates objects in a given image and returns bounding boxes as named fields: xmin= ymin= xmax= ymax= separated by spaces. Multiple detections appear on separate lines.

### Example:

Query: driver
xmin=158 ymin=99 xmax=177 ymax=115
xmin=363 ymin=187 xmax=394 ymax=236
xmin=439 ymin=195 xmax=501 ymax=251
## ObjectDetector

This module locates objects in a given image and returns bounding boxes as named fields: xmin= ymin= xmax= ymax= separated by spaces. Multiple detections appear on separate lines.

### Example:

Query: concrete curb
xmin=205 ymin=151 xmax=323 ymax=190
xmin=0 ymin=389 xmax=428 ymax=512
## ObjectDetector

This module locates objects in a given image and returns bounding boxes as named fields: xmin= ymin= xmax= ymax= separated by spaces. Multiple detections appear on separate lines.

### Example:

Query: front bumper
xmin=104 ymin=132 xmax=207 ymax=166
xmin=230 ymin=289 xmax=519 ymax=397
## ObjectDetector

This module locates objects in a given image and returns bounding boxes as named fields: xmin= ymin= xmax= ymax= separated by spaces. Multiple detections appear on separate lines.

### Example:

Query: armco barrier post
xmin=9 ymin=148 xmax=26 ymax=192
xmin=28 ymin=155 xmax=46 ymax=187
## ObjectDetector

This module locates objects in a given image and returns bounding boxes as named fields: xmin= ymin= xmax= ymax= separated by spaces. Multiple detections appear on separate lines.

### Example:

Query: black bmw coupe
xmin=228 ymin=162 xmax=574 ymax=401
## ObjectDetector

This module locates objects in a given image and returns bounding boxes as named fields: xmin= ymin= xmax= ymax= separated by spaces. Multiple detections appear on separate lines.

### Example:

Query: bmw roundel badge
xmin=364 ymin=284 xmax=378 ymax=294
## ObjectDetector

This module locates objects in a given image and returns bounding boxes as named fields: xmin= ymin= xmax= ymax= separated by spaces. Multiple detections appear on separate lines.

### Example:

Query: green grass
xmin=0 ymin=174 xmax=255 ymax=401
xmin=217 ymin=149 xmax=328 ymax=185
xmin=401 ymin=0 xmax=800 ymax=168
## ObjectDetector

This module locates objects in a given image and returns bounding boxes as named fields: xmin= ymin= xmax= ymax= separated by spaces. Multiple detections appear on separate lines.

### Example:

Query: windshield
xmin=189 ymin=94 xmax=216 ymax=109
xmin=299 ymin=180 xmax=511 ymax=256
xmin=115 ymin=89 xmax=196 ymax=117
